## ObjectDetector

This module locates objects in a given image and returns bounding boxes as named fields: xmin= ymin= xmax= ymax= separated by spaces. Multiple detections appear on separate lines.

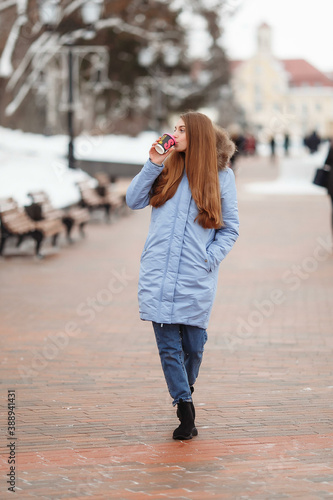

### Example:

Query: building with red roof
xmin=281 ymin=59 xmax=333 ymax=88
xmin=230 ymin=24 xmax=333 ymax=139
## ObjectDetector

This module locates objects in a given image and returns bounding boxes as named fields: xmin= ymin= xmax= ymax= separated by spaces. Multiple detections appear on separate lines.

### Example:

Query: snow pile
xmin=74 ymin=131 xmax=155 ymax=164
xmin=3 ymin=125 xmax=327 ymax=204
xmin=0 ymin=154 xmax=92 ymax=209
xmin=245 ymin=143 xmax=330 ymax=195
xmin=0 ymin=127 xmax=156 ymax=208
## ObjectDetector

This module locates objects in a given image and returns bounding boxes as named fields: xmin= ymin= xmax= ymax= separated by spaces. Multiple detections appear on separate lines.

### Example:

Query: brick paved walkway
xmin=1 ymin=155 xmax=333 ymax=499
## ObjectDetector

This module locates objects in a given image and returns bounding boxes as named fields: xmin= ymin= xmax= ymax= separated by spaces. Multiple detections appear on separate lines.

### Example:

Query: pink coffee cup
xmin=154 ymin=133 xmax=176 ymax=154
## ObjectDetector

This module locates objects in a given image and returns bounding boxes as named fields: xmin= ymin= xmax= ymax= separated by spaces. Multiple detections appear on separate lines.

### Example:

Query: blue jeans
xmin=152 ymin=322 xmax=208 ymax=406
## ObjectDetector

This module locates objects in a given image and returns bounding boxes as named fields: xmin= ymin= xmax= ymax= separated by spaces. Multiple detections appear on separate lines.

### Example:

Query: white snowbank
xmin=0 ymin=154 xmax=92 ymax=208
xmin=0 ymin=127 xmax=157 ymax=208
xmin=245 ymin=143 xmax=330 ymax=196
xmin=1 ymin=126 xmax=329 ymax=209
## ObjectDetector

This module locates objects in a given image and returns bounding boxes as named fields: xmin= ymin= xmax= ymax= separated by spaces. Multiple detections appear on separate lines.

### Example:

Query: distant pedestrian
xmin=229 ymin=131 xmax=245 ymax=172
xmin=324 ymin=139 xmax=333 ymax=237
xmin=305 ymin=130 xmax=321 ymax=154
xmin=126 ymin=112 xmax=239 ymax=440
xmin=284 ymin=133 xmax=290 ymax=156
xmin=244 ymin=133 xmax=256 ymax=156
xmin=269 ymin=135 xmax=276 ymax=161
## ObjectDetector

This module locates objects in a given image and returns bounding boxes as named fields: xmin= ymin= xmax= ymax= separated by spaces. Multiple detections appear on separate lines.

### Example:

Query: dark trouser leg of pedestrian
xmin=152 ymin=322 xmax=195 ymax=440
xmin=180 ymin=325 xmax=207 ymax=437
xmin=330 ymin=195 xmax=333 ymax=239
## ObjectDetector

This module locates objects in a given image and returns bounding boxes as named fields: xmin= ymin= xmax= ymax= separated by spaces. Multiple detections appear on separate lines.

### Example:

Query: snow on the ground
xmin=245 ymin=143 xmax=330 ymax=195
xmin=74 ymin=131 xmax=156 ymax=164
xmin=0 ymin=126 xmax=330 ymax=209
xmin=0 ymin=154 xmax=92 ymax=209
xmin=0 ymin=127 xmax=156 ymax=208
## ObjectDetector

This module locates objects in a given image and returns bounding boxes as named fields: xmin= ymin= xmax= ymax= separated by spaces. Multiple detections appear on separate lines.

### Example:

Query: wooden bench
xmin=0 ymin=198 xmax=64 ymax=257
xmin=27 ymin=191 xmax=90 ymax=242
xmin=112 ymin=177 xmax=132 ymax=206
xmin=94 ymin=173 xmax=131 ymax=212
xmin=77 ymin=178 xmax=124 ymax=221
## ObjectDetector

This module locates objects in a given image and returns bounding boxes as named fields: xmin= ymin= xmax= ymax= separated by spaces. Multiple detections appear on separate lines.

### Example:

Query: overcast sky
xmin=221 ymin=0 xmax=333 ymax=72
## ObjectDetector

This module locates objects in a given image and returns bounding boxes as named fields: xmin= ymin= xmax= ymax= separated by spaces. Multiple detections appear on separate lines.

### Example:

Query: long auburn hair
xmin=150 ymin=112 xmax=234 ymax=229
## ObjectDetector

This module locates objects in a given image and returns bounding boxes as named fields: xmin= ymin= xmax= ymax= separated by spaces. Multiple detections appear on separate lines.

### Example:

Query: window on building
xmin=254 ymin=84 xmax=261 ymax=98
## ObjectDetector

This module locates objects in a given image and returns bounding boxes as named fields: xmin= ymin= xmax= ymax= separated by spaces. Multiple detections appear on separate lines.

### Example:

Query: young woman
xmin=126 ymin=111 xmax=239 ymax=440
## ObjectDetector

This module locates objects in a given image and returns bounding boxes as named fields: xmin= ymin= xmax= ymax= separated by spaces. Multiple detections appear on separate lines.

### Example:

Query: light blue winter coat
xmin=126 ymin=158 xmax=239 ymax=329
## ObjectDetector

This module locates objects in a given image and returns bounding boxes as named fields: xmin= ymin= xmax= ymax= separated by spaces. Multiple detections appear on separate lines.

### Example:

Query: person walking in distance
xmin=126 ymin=112 xmax=239 ymax=440
xmin=324 ymin=139 xmax=333 ymax=238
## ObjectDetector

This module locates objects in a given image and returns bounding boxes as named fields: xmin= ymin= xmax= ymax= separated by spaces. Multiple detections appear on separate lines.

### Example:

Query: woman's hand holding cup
xmin=149 ymin=134 xmax=175 ymax=165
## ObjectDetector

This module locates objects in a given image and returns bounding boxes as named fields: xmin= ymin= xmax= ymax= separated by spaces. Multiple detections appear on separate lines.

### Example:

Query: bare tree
xmin=0 ymin=0 xmax=237 ymax=134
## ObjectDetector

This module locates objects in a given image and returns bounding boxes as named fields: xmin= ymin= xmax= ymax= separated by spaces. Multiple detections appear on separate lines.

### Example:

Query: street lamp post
xmin=67 ymin=47 xmax=75 ymax=169
xmin=67 ymin=0 xmax=103 ymax=168
xmin=38 ymin=0 xmax=103 ymax=168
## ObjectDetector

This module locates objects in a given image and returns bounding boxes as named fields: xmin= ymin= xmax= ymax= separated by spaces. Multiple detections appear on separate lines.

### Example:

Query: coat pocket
xmin=203 ymin=253 xmax=211 ymax=272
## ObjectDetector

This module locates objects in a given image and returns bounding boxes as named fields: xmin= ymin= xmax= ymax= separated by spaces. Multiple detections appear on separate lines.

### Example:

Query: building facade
xmin=230 ymin=23 xmax=333 ymax=141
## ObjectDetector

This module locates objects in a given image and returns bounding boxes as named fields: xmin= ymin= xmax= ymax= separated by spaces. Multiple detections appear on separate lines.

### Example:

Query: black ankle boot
xmin=176 ymin=387 xmax=198 ymax=436
xmin=173 ymin=400 xmax=195 ymax=440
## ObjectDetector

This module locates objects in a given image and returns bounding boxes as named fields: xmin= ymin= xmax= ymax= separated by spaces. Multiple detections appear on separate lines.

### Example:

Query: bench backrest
xmin=0 ymin=198 xmax=35 ymax=233
xmin=77 ymin=181 xmax=102 ymax=204
xmin=0 ymin=197 xmax=18 ymax=213
xmin=28 ymin=191 xmax=56 ymax=216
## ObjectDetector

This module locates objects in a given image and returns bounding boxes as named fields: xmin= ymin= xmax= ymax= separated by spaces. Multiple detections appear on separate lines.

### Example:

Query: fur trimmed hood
xmin=215 ymin=126 xmax=236 ymax=171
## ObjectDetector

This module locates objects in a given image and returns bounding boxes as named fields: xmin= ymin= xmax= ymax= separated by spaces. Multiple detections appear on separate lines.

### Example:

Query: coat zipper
xmin=157 ymin=175 xmax=191 ymax=317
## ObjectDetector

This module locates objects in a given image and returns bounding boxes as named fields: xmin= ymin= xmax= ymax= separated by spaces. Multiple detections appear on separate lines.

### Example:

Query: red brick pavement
xmin=1 ymin=156 xmax=333 ymax=499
